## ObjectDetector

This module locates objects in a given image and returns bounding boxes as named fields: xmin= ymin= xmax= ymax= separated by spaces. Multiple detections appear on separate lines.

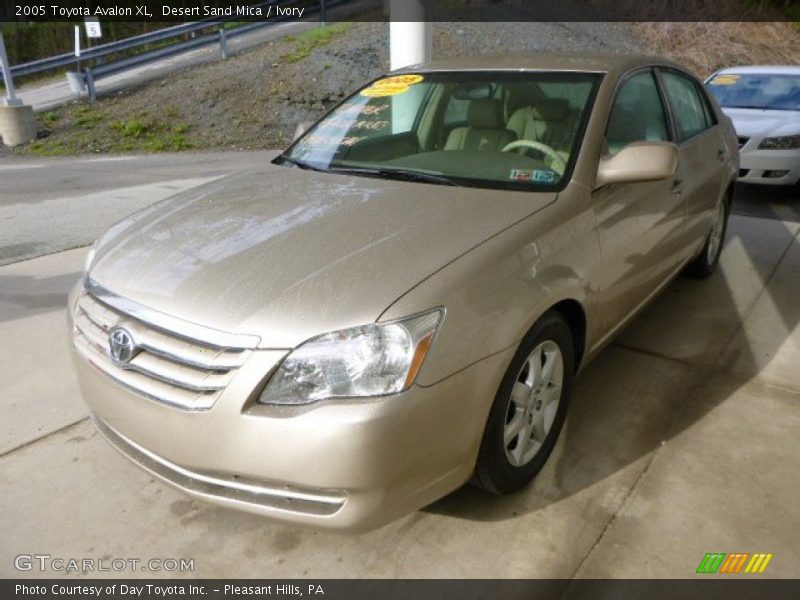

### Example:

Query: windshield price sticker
xmin=709 ymin=74 xmax=741 ymax=86
xmin=361 ymin=74 xmax=425 ymax=97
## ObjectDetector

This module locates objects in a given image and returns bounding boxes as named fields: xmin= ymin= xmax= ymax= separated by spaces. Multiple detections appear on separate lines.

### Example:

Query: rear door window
xmin=660 ymin=70 xmax=715 ymax=142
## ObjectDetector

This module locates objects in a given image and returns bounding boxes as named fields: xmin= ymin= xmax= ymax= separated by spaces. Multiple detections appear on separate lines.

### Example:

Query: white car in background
xmin=706 ymin=66 xmax=800 ymax=186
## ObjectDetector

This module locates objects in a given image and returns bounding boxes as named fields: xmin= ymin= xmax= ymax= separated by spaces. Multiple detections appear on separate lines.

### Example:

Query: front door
xmin=592 ymin=69 xmax=687 ymax=340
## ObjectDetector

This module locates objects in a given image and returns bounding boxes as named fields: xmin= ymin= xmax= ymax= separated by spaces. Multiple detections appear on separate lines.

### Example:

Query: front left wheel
xmin=471 ymin=311 xmax=575 ymax=495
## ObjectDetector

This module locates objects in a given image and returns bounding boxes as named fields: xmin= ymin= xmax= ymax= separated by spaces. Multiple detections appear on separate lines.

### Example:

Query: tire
xmin=685 ymin=198 xmax=730 ymax=279
xmin=472 ymin=310 xmax=575 ymax=495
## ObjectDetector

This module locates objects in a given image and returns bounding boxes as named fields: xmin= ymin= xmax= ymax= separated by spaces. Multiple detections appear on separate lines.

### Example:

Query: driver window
xmin=607 ymin=71 xmax=670 ymax=155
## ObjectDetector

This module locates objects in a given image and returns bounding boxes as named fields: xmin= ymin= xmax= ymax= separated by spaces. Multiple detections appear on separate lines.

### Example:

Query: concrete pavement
xmin=0 ymin=162 xmax=798 ymax=578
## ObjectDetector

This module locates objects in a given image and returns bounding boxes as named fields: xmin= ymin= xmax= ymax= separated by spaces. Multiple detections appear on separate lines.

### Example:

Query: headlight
xmin=259 ymin=309 xmax=443 ymax=405
xmin=758 ymin=135 xmax=800 ymax=150
xmin=84 ymin=241 xmax=98 ymax=272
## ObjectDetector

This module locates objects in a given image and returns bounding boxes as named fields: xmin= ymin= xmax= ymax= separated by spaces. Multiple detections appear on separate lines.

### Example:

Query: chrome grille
xmin=737 ymin=136 xmax=750 ymax=149
xmin=72 ymin=282 xmax=257 ymax=411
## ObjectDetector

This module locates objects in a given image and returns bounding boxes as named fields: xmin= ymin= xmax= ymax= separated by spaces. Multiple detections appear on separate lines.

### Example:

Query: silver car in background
xmin=706 ymin=66 xmax=800 ymax=186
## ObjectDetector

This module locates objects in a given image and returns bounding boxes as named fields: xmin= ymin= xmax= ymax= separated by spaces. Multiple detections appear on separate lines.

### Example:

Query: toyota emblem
xmin=108 ymin=326 xmax=137 ymax=366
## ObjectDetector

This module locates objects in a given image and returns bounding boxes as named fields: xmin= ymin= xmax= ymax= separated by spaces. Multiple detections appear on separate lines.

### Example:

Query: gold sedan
xmin=68 ymin=53 xmax=738 ymax=531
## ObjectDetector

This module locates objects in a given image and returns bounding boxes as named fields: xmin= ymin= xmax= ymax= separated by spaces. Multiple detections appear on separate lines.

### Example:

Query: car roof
xmin=393 ymin=52 xmax=687 ymax=78
xmin=717 ymin=65 xmax=800 ymax=75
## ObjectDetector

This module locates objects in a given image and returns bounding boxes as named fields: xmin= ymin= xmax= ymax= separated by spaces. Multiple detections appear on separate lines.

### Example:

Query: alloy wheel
xmin=503 ymin=340 xmax=564 ymax=468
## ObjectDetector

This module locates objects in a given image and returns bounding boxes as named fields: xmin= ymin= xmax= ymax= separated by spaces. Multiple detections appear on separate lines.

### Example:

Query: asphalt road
xmin=2 ymin=151 xmax=797 ymax=267
xmin=13 ymin=0 xmax=378 ymax=112
xmin=15 ymin=23 xmax=317 ymax=112
xmin=0 ymin=151 xmax=277 ymax=266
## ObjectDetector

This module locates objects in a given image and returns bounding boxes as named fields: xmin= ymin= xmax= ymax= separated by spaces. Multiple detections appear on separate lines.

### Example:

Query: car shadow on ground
xmin=732 ymin=182 xmax=800 ymax=223
xmin=424 ymin=186 xmax=799 ymax=523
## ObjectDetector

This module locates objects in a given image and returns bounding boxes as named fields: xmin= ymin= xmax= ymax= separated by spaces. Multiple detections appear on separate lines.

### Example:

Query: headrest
xmin=467 ymin=99 xmax=505 ymax=129
xmin=531 ymin=99 xmax=570 ymax=121
xmin=506 ymin=83 xmax=540 ymax=118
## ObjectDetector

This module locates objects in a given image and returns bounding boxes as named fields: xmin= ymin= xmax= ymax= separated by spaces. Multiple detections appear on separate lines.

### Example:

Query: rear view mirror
xmin=452 ymin=82 xmax=493 ymax=100
xmin=596 ymin=142 xmax=678 ymax=187
xmin=292 ymin=122 xmax=313 ymax=143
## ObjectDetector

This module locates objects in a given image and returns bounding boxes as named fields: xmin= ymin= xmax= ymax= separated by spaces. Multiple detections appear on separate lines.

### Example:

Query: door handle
xmin=671 ymin=178 xmax=683 ymax=196
xmin=717 ymin=148 xmax=727 ymax=161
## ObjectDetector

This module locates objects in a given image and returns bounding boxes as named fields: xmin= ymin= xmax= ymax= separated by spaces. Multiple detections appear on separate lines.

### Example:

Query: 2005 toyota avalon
xmin=69 ymin=53 xmax=738 ymax=531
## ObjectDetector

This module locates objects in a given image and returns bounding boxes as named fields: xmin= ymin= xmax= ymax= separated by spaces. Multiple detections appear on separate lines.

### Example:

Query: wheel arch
xmin=549 ymin=298 xmax=588 ymax=373
xmin=724 ymin=179 xmax=736 ymax=207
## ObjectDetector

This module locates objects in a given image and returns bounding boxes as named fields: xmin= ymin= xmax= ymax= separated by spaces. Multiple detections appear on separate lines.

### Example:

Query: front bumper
xmin=68 ymin=283 xmax=512 ymax=531
xmin=738 ymin=144 xmax=800 ymax=186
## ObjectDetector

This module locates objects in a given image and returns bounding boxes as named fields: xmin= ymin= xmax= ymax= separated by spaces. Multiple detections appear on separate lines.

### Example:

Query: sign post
xmin=74 ymin=25 xmax=82 ymax=73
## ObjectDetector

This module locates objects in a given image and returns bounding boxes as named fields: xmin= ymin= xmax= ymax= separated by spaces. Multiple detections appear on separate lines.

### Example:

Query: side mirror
xmin=596 ymin=142 xmax=678 ymax=188
xmin=292 ymin=122 xmax=313 ymax=143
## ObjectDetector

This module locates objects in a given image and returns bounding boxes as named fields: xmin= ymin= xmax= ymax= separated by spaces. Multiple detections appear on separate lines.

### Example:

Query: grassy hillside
xmin=635 ymin=21 xmax=800 ymax=74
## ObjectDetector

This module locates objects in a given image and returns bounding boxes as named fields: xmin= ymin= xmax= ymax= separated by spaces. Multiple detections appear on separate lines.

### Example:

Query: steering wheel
xmin=501 ymin=140 xmax=567 ymax=174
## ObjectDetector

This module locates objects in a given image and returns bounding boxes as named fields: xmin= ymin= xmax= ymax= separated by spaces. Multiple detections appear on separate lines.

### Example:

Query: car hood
xmin=89 ymin=165 xmax=554 ymax=348
xmin=722 ymin=107 xmax=800 ymax=138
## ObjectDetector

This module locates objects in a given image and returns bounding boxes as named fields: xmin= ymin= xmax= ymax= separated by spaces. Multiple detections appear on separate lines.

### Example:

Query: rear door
xmin=657 ymin=68 xmax=728 ymax=259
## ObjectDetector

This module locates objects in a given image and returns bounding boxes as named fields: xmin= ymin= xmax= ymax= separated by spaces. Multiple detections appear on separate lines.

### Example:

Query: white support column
xmin=0 ymin=33 xmax=21 ymax=106
xmin=389 ymin=0 xmax=431 ymax=71
xmin=0 ymin=33 xmax=36 ymax=147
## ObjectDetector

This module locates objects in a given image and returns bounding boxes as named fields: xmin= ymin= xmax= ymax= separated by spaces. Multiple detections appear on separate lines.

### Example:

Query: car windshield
xmin=706 ymin=72 xmax=800 ymax=111
xmin=281 ymin=71 xmax=603 ymax=190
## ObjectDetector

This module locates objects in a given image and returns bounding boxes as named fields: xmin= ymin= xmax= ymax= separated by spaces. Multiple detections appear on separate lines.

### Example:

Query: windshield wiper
xmin=327 ymin=166 xmax=458 ymax=187
xmin=726 ymin=105 xmax=770 ymax=110
xmin=276 ymin=155 xmax=325 ymax=171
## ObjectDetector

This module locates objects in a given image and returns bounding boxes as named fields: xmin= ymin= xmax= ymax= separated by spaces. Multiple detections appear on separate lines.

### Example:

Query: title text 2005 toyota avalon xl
xmin=69 ymin=53 xmax=738 ymax=531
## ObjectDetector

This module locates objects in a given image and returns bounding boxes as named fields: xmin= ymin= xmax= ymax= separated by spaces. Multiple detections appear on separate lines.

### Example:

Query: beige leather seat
xmin=444 ymin=99 xmax=516 ymax=152
xmin=506 ymin=99 xmax=573 ymax=151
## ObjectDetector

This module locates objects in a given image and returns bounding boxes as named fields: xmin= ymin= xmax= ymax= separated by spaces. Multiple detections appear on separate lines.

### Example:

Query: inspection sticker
xmin=510 ymin=169 xmax=533 ymax=181
xmin=361 ymin=74 xmax=425 ymax=97
xmin=532 ymin=169 xmax=556 ymax=183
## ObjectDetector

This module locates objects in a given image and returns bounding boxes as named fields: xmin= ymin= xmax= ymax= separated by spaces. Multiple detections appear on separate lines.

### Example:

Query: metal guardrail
xmin=1 ymin=0 xmax=345 ymax=101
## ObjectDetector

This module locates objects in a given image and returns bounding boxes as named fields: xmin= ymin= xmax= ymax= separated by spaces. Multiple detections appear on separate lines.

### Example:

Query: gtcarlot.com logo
xmin=696 ymin=552 xmax=773 ymax=574
xmin=14 ymin=553 xmax=195 ymax=573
